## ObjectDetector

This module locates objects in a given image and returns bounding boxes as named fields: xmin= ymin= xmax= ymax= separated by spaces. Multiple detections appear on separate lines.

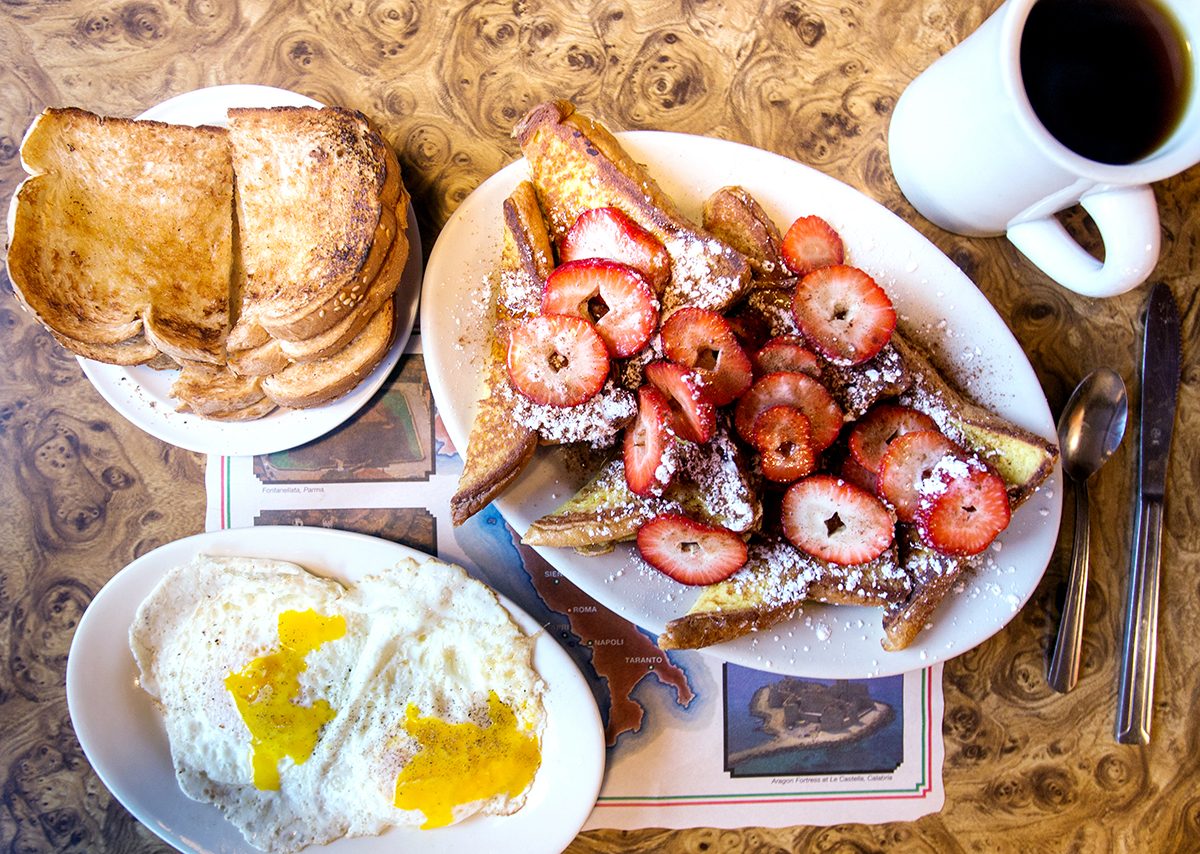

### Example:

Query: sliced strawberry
xmin=781 ymin=474 xmax=895 ymax=565
xmin=781 ymin=214 xmax=844 ymax=277
xmin=661 ymin=307 xmax=753 ymax=406
xmin=751 ymin=334 xmax=822 ymax=379
xmin=848 ymin=404 xmax=940 ymax=475
xmin=733 ymin=371 xmax=843 ymax=450
xmin=559 ymin=207 xmax=671 ymax=292
xmin=916 ymin=461 xmax=1011 ymax=556
xmin=644 ymin=360 xmax=717 ymax=443
xmin=636 ymin=514 xmax=748 ymax=585
xmin=506 ymin=314 xmax=610 ymax=407
xmin=840 ymin=454 xmax=878 ymax=495
xmin=791 ymin=265 xmax=896 ymax=365
xmin=749 ymin=405 xmax=816 ymax=483
xmin=541 ymin=259 xmax=659 ymax=357
xmin=876 ymin=429 xmax=964 ymax=522
xmin=623 ymin=384 xmax=677 ymax=497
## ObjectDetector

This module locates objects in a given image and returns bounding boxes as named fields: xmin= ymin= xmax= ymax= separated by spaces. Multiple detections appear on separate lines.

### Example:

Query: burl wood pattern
xmin=1 ymin=0 xmax=1198 ymax=851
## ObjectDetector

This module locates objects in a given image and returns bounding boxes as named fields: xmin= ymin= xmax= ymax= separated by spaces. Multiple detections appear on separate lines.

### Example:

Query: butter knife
xmin=1116 ymin=281 xmax=1182 ymax=744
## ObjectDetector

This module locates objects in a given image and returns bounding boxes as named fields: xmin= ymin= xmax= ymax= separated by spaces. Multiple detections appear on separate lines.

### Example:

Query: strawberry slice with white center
xmin=623 ymin=384 xmax=678 ymax=497
xmin=749 ymin=405 xmax=817 ymax=483
xmin=733 ymin=371 xmax=844 ymax=450
xmin=506 ymin=314 xmax=610 ymax=407
xmin=876 ymin=429 xmax=964 ymax=522
xmin=916 ymin=462 xmax=1011 ymax=556
xmin=542 ymin=259 xmax=659 ymax=357
xmin=781 ymin=474 xmax=895 ymax=565
xmin=751 ymin=334 xmax=823 ymax=379
xmin=636 ymin=513 xmax=749 ymax=585
xmin=791 ymin=265 xmax=896 ymax=365
xmin=661 ymin=306 xmax=753 ymax=406
xmin=781 ymin=214 xmax=844 ymax=277
xmin=560 ymin=207 xmax=672 ymax=292
xmin=644 ymin=360 xmax=717 ymax=443
xmin=848 ymin=404 xmax=940 ymax=475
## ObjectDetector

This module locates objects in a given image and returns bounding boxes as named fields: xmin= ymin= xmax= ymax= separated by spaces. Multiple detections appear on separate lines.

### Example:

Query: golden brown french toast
xmin=7 ymin=108 xmax=233 ymax=364
xmin=513 ymin=100 xmax=751 ymax=313
xmin=450 ymin=182 xmax=552 ymax=526
xmin=702 ymin=186 xmax=791 ymax=285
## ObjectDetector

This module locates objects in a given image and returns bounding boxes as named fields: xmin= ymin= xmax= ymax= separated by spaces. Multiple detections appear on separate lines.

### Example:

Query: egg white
xmin=129 ymin=554 xmax=545 ymax=853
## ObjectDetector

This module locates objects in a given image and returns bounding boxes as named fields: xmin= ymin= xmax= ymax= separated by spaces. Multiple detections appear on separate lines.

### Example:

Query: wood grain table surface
xmin=1 ymin=0 xmax=1198 ymax=852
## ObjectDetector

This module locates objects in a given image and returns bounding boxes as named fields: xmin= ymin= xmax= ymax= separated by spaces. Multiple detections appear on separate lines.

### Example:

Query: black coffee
xmin=1020 ymin=0 xmax=1192 ymax=164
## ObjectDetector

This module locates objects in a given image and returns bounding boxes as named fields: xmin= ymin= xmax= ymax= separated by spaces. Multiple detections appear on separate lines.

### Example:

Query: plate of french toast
xmin=424 ymin=100 xmax=1061 ymax=678
xmin=6 ymin=85 xmax=420 ymax=456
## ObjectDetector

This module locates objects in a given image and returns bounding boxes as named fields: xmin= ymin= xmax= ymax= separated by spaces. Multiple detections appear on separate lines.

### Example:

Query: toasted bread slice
xmin=702 ymin=186 xmax=790 ymax=284
xmin=170 ymin=363 xmax=275 ymax=420
xmin=261 ymin=296 xmax=395 ymax=409
xmin=513 ymin=100 xmax=751 ymax=313
xmin=228 ymin=106 xmax=398 ymax=342
xmin=450 ymin=182 xmax=553 ymax=526
xmin=523 ymin=419 xmax=761 ymax=551
xmin=7 ymin=108 xmax=233 ymax=362
xmin=881 ymin=527 xmax=977 ymax=651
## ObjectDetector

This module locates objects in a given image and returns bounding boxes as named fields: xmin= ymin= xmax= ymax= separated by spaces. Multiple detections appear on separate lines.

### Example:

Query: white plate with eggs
xmin=66 ymin=526 xmax=605 ymax=854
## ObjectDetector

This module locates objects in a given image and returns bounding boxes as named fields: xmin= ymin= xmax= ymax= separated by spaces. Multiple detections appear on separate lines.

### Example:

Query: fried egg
xmin=129 ymin=554 xmax=545 ymax=853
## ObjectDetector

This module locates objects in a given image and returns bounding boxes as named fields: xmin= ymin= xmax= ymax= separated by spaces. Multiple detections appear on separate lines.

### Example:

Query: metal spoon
xmin=1048 ymin=367 xmax=1128 ymax=693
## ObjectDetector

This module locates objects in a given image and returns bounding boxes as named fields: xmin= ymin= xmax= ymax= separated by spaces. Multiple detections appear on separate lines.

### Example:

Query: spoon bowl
xmin=1048 ymin=367 xmax=1128 ymax=693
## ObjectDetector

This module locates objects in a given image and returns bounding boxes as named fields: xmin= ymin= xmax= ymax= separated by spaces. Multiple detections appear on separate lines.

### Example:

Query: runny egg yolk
xmin=393 ymin=691 xmax=541 ymax=829
xmin=224 ymin=609 xmax=346 ymax=791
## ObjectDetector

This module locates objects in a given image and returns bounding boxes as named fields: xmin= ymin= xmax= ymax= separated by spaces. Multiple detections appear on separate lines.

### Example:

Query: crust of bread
xmin=702 ymin=185 xmax=789 ymax=284
xmin=261 ymin=297 xmax=395 ymax=409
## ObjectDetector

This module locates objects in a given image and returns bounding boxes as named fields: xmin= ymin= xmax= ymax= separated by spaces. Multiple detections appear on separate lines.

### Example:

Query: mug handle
xmin=1005 ymin=185 xmax=1161 ymax=298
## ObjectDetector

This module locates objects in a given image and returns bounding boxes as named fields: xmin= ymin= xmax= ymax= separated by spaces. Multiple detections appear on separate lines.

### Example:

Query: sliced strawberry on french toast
xmin=781 ymin=474 xmax=895 ymax=566
xmin=781 ymin=214 xmax=844 ymax=277
xmin=507 ymin=314 xmax=611 ymax=407
xmin=559 ymin=206 xmax=671 ymax=292
xmin=792 ymin=265 xmax=897 ymax=366
xmin=645 ymin=359 xmax=717 ymax=444
xmin=636 ymin=514 xmax=749 ymax=586
xmin=661 ymin=307 xmax=753 ymax=406
xmin=623 ymin=384 xmax=678 ymax=497
xmin=541 ymin=259 xmax=659 ymax=357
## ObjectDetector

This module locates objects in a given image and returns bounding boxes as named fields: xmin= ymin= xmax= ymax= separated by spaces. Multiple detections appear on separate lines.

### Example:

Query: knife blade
xmin=1116 ymin=281 xmax=1182 ymax=744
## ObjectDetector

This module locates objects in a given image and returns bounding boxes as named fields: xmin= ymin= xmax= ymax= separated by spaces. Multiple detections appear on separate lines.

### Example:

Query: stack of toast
xmin=451 ymin=99 xmax=1058 ymax=653
xmin=6 ymin=105 xmax=408 ymax=421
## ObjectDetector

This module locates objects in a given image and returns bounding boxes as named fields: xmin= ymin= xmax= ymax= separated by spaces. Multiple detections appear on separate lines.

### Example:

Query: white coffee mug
xmin=888 ymin=0 xmax=1200 ymax=298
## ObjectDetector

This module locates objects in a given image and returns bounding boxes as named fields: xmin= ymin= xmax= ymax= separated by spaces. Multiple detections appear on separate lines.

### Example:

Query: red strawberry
xmin=751 ymin=334 xmax=823 ymax=379
xmin=876 ymin=429 xmax=964 ymax=522
xmin=848 ymin=404 xmax=940 ymax=475
xmin=661 ymin=307 xmax=753 ymax=406
xmin=916 ymin=462 xmax=1011 ymax=556
xmin=840 ymin=454 xmax=878 ymax=494
xmin=644 ymin=360 xmax=717 ymax=443
xmin=636 ymin=514 xmax=749 ymax=585
xmin=733 ymin=371 xmax=844 ymax=450
xmin=560 ymin=207 xmax=671 ymax=292
xmin=506 ymin=314 xmax=610 ymax=407
xmin=781 ymin=214 xmax=844 ymax=277
xmin=750 ymin=405 xmax=817 ymax=483
xmin=623 ymin=384 xmax=677 ymax=497
xmin=542 ymin=259 xmax=659 ymax=357
xmin=781 ymin=474 xmax=895 ymax=565
xmin=791 ymin=265 xmax=896 ymax=365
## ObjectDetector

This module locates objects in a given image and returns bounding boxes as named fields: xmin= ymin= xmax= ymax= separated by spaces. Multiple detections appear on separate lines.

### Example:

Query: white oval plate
xmin=422 ymin=131 xmax=1063 ymax=678
xmin=78 ymin=85 xmax=421 ymax=457
xmin=65 ymin=527 xmax=604 ymax=854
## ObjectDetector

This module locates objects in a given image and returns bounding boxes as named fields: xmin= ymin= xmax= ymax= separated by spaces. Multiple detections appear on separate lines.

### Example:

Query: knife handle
xmin=1049 ymin=478 xmax=1091 ymax=692
xmin=1116 ymin=498 xmax=1163 ymax=744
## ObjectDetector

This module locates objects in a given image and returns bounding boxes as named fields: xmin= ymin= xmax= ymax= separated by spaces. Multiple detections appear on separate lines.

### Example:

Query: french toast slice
xmin=523 ymin=418 xmax=761 ymax=551
xmin=227 ymin=106 xmax=399 ymax=342
xmin=657 ymin=537 xmax=902 ymax=650
xmin=702 ymin=186 xmax=791 ymax=285
xmin=450 ymin=182 xmax=551 ymax=526
xmin=7 ymin=108 xmax=233 ymax=363
xmin=513 ymin=100 xmax=752 ymax=313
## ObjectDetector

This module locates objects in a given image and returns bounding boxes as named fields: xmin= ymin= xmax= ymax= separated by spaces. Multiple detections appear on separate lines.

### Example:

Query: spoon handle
xmin=1049 ymin=478 xmax=1090 ymax=692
